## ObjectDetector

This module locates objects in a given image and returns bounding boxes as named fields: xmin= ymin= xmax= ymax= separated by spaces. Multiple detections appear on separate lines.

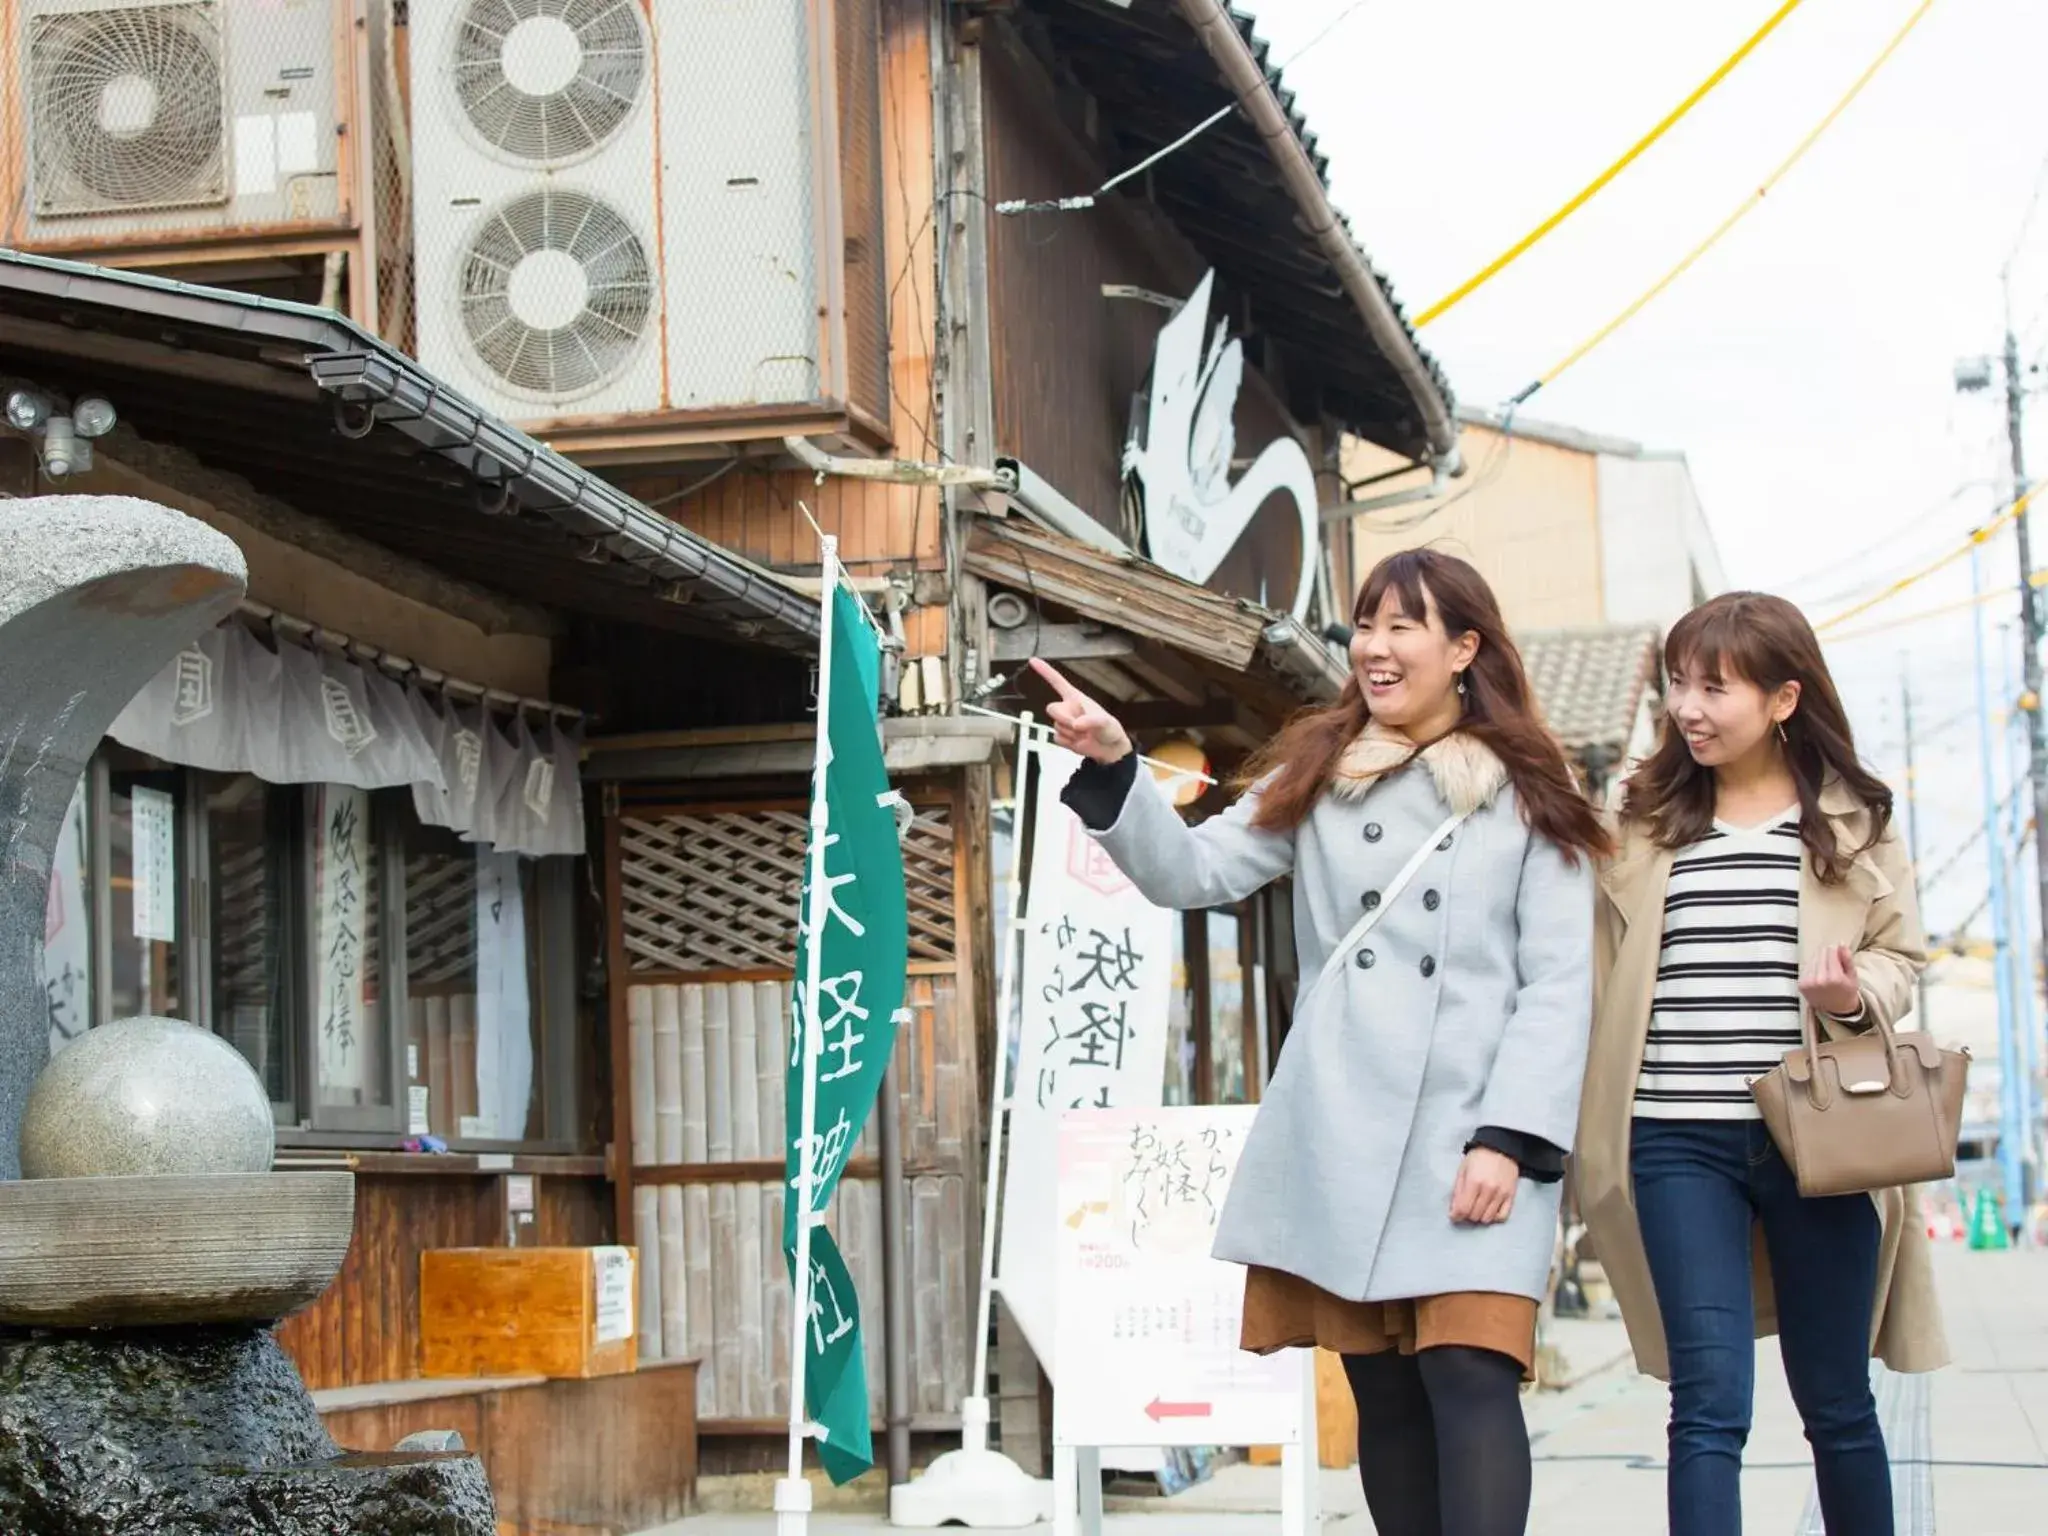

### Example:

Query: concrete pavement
xmin=654 ymin=1244 xmax=2048 ymax=1534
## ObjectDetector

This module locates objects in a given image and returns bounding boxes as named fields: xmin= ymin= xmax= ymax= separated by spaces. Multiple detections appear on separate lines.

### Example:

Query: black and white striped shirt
xmin=1634 ymin=812 xmax=1804 ymax=1121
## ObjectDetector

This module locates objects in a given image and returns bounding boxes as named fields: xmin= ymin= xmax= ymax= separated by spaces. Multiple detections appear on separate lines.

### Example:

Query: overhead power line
xmin=1507 ymin=0 xmax=1937 ymax=408
xmin=1820 ymin=564 xmax=2048 ymax=647
xmin=1918 ymin=784 xmax=2023 ymax=895
xmin=1415 ymin=0 xmax=1811 ymax=328
xmin=1816 ymin=480 xmax=2036 ymax=635
xmin=993 ymin=0 xmax=1380 ymax=217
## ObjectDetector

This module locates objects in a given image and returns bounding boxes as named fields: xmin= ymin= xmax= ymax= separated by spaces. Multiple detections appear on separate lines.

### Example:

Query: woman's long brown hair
xmin=1241 ymin=549 xmax=1610 ymax=862
xmin=1622 ymin=591 xmax=1891 ymax=883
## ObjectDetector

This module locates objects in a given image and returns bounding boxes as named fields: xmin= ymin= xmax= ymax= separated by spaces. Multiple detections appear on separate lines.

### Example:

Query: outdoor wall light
xmin=5 ymin=388 xmax=49 ymax=432
xmin=2 ymin=389 xmax=117 ymax=478
xmin=72 ymin=396 xmax=118 ymax=439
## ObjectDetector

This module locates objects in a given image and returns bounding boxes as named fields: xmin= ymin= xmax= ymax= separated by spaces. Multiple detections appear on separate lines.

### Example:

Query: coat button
xmin=1361 ymin=890 xmax=1381 ymax=911
xmin=1420 ymin=956 xmax=1437 ymax=978
xmin=1423 ymin=889 xmax=1441 ymax=912
xmin=1363 ymin=822 xmax=1384 ymax=843
xmin=1437 ymin=834 xmax=1454 ymax=851
xmin=1355 ymin=949 xmax=1376 ymax=971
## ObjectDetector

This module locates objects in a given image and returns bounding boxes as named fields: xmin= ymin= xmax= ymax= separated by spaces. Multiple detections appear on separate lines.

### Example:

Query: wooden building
xmin=0 ymin=250 xmax=818 ymax=1533
xmin=573 ymin=0 xmax=1459 ymax=1486
xmin=0 ymin=0 xmax=1458 ymax=1516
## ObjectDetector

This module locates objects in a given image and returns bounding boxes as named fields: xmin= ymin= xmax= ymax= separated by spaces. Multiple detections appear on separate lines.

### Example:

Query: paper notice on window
xmin=592 ymin=1246 xmax=635 ymax=1344
xmin=408 ymin=1085 xmax=431 ymax=1136
xmin=314 ymin=785 xmax=370 ymax=1095
xmin=130 ymin=786 xmax=177 ymax=943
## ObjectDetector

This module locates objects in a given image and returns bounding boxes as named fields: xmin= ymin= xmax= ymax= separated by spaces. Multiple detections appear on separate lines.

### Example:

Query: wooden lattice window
xmin=619 ymin=802 xmax=956 ymax=974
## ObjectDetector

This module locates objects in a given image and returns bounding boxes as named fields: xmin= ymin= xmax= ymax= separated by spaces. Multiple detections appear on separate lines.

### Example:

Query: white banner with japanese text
xmin=998 ymin=743 xmax=1175 ymax=1377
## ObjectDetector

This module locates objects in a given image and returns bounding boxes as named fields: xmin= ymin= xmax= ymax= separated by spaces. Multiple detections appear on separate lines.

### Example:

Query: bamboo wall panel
xmin=275 ymin=1172 xmax=614 ymax=1392
xmin=618 ymin=803 xmax=957 ymax=974
xmin=626 ymin=977 xmax=974 ymax=1423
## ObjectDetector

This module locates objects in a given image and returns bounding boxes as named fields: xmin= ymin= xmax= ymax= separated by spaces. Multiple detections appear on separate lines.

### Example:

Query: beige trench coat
xmin=1575 ymin=780 xmax=1949 ymax=1380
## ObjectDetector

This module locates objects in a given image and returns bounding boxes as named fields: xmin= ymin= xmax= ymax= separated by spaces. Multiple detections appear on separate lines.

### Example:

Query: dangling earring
xmin=1456 ymin=672 xmax=1468 ymax=698
xmin=1776 ymin=721 xmax=1789 ymax=745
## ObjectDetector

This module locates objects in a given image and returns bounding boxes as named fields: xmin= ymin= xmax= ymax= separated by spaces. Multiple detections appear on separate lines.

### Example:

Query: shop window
xmin=1175 ymin=898 xmax=1272 ymax=1106
xmin=51 ymin=751 xmax=579 ymax=1151
xmin=1206 ymin=910 xmax=1250 ymax=1105
xmin=106 ymin=749 xmax=187 ymax=1022
xmin=207 ymin=774 xmax=294 ymax=1109
xmin=399 ymin=800 xmax=541 ymax=1144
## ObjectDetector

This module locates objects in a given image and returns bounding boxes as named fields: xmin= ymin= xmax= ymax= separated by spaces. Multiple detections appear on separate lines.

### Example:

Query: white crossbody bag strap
xmin=1306 ymin=809 xmax=1470 ymax=1005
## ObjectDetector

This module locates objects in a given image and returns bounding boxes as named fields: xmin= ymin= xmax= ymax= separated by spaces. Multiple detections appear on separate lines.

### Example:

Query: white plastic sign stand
xmin=1049 ymin=1106 xmax=1319 ymax=1536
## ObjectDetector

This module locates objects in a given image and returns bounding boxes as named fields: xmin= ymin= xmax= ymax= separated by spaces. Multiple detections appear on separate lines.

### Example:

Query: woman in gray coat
xmin=1033 ymin=549 xmax=1605 ymax=1536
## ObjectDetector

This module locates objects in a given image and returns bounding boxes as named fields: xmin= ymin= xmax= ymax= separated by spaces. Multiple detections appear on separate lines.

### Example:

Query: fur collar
xmin=1328 ymin=720 xmax=1509 ymax=817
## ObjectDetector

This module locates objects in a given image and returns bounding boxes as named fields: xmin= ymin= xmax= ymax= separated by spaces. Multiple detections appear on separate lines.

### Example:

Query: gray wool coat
xmin=1088 ymin=725 xmax=1596 ymax=1303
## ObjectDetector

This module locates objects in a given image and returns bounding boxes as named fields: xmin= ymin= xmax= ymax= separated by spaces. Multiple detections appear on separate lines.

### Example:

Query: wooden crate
xmin=421 ymin=1247 xmax=638 ymax=1381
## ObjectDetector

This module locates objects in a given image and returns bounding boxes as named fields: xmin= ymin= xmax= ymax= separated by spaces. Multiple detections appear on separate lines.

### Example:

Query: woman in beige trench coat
xmin=1575 ymin=593 xmax=1947 ymax=1536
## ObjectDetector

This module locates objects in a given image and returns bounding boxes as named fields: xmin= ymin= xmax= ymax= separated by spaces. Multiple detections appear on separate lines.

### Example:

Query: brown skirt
xmin=1239 ymin=1265 xmax=1538 ymax=1380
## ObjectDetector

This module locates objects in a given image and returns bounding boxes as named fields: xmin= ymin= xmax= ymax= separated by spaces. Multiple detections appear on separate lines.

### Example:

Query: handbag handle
xmin=1797 ymin=972 xmax=1903 ymax=1111
xmin=1303 ymin=808 xmax=1470 ymax=1007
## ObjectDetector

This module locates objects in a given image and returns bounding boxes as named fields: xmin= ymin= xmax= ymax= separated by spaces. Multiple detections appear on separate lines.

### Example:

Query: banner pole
xmin=777 ymin=533 xmax=840 ymax=1535
xmin=889 ymin=720 xmax=1054 ymax=1526
xmin=968 ymin=716 xmax=1034 ymax=1436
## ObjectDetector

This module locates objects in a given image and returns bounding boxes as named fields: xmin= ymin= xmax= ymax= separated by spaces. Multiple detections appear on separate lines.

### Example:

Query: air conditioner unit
xmin=410 ymin=0 xmax=663 ymax=421
xmin=656 ymin=0 xmax=822 ymax=409
xmin=8 ymin=0 xmax=346 ymax=250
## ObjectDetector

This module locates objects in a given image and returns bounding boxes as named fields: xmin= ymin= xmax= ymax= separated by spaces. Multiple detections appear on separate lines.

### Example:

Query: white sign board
xmin=1052 ymin=1105 xmax=1302 ymax=1450
xmin=130 ymin=785 xmax=177 ymax=944
xmin=592 ymin=1246 xmax=636 ymax=1345
xmin=313 ymin=785 xmax=371 ymax=1095
xmin=474 ymin=848 xmax=534 ymax=1141
xmin=998 ymin=745 xmax=1176 ymax=1375
xmin=1123 ymin=270 xmax=1319 ymax=620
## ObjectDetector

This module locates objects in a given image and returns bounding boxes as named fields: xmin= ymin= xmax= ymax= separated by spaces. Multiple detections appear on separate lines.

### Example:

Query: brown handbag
xmin=1749 ymin=1004 xmax=1969 ymax=1199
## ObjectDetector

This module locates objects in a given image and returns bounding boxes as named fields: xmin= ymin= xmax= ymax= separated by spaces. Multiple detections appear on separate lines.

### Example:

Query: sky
xmin=1248 ymin=0 xmax=2048 ymax=938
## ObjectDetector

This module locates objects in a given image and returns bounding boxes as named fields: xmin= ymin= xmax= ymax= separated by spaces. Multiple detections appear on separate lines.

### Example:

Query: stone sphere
xmin=18 ymin=1016 xmax=274 ymax=1180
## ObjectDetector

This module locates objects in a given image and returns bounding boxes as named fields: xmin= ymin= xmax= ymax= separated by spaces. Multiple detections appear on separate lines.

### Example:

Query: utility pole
xmin=1901 ymin=667 xmax=1930 ymax=1029
xmin=1973 ymin=547 xmax=2027 ymax=1228
xmin=2000 ymin=320 xmax=2048 ymax=1021
xmin=2005 ymin=625 xmax=2043 ymax=1218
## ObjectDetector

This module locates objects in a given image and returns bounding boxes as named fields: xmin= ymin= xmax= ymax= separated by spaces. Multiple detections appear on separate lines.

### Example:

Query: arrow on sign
xmin=1144 ymin=1398 xmax=1212 ymax=1423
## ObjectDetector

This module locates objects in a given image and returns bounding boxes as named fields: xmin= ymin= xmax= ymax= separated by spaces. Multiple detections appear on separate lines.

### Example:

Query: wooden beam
xmin=1118 ymin=645 xmax=1210 ymax=708
xmin=631 ymin=1158 xmax=883 ymax=1186
xmin=1064 ymin=657 xmax=1143 ymax=703
xmin=1118 ymin=698 xmax=1241 ymax=731
xmin=965 ymin=519 xmax=1265 ymax=672
xmin=989 ymin=622 xmax=1137 ymax=662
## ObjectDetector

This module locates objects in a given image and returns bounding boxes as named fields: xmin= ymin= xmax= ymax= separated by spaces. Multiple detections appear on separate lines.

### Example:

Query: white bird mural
xmin=1122 ymin=271 xmax=1320 ymax=620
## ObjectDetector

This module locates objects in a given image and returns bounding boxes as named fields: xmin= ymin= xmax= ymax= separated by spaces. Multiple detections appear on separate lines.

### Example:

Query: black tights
xmin=1341 ymin=1345 xmax=1531 ymax=1536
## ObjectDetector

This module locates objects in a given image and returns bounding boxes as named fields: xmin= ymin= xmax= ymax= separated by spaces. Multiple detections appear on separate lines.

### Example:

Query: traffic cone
xmin=1969 ymin=1189 xmax=2011 ymax=1251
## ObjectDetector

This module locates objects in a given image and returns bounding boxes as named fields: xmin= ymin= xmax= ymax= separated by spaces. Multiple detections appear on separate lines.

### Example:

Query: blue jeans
xmin=1630 ymin=1118 xmax=1890 ymax=1536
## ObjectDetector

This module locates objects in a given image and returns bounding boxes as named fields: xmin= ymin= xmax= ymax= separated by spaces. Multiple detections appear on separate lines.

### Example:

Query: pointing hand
xmin=1030 ymin=658 xmax=1135 ymax=765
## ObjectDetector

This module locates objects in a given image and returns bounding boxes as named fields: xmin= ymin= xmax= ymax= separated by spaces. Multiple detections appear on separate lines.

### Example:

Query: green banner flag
xmin=784 ymin=585 xmax=908 ymax=1485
